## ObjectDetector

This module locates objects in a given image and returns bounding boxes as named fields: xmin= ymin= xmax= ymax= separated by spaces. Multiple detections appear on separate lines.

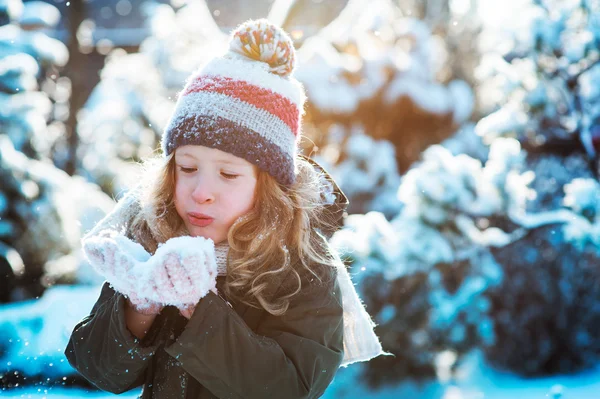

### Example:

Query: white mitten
xmin=144 ymin=236 xmax=218 ymax=309
xmin=82 ymin=233 xmax=162 ymax=315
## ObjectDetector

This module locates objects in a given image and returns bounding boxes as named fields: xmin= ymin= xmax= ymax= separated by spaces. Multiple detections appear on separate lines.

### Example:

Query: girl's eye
xmin=221 ymin=172 xmax=239 ymax=180
xmin=178 ymin=166 xmax=196 ymax=174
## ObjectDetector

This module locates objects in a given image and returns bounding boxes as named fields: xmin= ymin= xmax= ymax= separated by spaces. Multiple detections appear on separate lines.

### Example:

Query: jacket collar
xmin=299 ymin=154 xmax=349 ymax=240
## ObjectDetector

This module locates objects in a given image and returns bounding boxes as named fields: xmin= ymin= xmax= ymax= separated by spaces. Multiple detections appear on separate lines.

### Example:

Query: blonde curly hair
xmin=128 ymin=151 xmax=338 ymax=316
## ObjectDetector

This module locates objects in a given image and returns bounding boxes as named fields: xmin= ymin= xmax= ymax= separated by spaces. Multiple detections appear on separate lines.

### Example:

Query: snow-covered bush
xmin=484 ymin=176 xmax=600 ymax=376
xmin=475 ymin=0 xmax=600 ymax=160
xmin=0 ymin=2 xmax=113 ymax=304
xmin=0 ymin=0 xmax=69 ymax=164
xmin=562 ymin=178 xmax=600 ymax=247
xmin=331 ymin=139 xmax=531 ymax=384
xmin=486 ymin=223 xmax=600 ymax=376
xmin=0 ymin=136 xmax=113 ymax=301
xmin=0 ymin=0 xmax=22 ymax=27
xmin=0 ymin=135 xmax=114 ymax=388
xmin=298 ymin=7 xmax=474 ymax=173
xmin=441 ymin=123 xmax=488 ymax=162
xmin=471 ymin=0 xmax=600 ymax=376
xmin=314 ymin=125 xmax=402 ymax=218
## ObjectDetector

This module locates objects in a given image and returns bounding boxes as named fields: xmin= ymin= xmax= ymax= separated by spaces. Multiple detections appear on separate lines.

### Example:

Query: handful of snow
xmin=82 ymin=234 xmax=218 ymax=307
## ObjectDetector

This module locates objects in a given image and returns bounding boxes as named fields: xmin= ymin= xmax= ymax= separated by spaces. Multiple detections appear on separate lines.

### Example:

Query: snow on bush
xmin=0 ymin=136 xmax=114 ymax=300
xmin=298 ymin=8 xmax=474 ymax=173
xmin=0 ymin=3 xmax=114 ymax=304
xmin=562 ymin=178 xmax=600 ymax=248
xmin=470 ymin=0 xmax=600 ymax=376
xmin=0 ymin=4 xmax=70 ymax=165
xmin=330 ymin=138 xmax=532 ymax=384
xmin=314 ymin=125 xmax=402 ymax=218
xmin=484 ymin=176 xmax=600 ymax=376
xmin=475 ymin=0 xmax=600 ymax=160
xmin=486 ymin=222 xmax=600 ymax=376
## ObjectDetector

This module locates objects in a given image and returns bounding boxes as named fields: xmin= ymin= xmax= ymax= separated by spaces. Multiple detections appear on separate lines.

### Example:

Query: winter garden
xmin=1 ymin=0 xmax=600 ymax=397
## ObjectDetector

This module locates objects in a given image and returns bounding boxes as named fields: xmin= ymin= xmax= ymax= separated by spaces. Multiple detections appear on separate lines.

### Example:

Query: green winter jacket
xmin=65 ymin=158 xmax=349 ymax=399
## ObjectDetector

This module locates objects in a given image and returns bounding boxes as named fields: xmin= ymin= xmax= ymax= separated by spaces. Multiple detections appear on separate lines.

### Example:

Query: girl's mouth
xmin=188 ymin=213 xmax=214 ymax=227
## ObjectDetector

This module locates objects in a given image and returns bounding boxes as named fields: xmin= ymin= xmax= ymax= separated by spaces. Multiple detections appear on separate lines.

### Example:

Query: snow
xmin=0 ymin=54 xmax=39 ymax=92
xmin=296 ymin=9 xmax=474 ymax=120
xmin=563 ymin=178 xmax=600 ymax=215
xmin=453 ymin=351 xmax=600 ymax=399
xmin=19 ymin=1 xmax=61 ymax=29
xmin=474 ymin=107 xmax=528 ymax=143
xmin=398 ymin=140 xmax=533 ymax=221
xmin=385 ymin=78 xmax=452 ymax=114
xmin=579 ymin=64 xmax=600 ymax=101
xmin=562 ymin=179 xmax=600 ymax=248
xmin=0 ymin=25 xmax=68 ymax=68
xmin=76 ymin=51 xmax=171 ymax=194
xmin=0 ymin=92 xmax=52 ymax=118
xmin=0 ymin=285 xmax=101 ymax=378
xmin=477 ymin=0 xmax=529 ymax=29
xmin=295 ymin=38 xmax=362 ymax=114
xmin=0 ymin=136 xmax=116 ymax=286
xmin=83 ymin=234 xmax=218 ymax=307
xmin=447 ymin=80 xmax=475 ymax=124
xmin=322 ymin=350 xmax=600 ymax=398
xmin=441 ymin=124 xmax=489 ymax=162
xmin=328 ymin=136 xmax=560 ymax=381
xmin=0 ymin=0 xmax=23 ymax=21
xmin=315 ymin=127 xmax=402 ymax=218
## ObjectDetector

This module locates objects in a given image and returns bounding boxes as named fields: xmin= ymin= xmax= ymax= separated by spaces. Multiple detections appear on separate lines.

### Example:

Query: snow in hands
xmin=83 ymin=234 xmax=218 ymax=308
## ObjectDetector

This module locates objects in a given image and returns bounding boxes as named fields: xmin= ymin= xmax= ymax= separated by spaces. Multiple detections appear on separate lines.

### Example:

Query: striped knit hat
xmin=161 ymin=19 xmax=306 ymax=186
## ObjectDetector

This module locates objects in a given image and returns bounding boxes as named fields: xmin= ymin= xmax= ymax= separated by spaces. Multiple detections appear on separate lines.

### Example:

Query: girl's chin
xmin=188 ymin=229 xmax=224 ymax=244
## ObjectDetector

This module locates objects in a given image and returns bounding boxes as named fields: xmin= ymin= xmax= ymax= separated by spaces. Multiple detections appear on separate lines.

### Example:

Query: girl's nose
xmin=191 ymin=177 xmax=215 ymax=204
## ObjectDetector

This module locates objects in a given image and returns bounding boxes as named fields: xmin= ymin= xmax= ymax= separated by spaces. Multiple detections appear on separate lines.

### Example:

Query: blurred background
xmin=1 ymin=0 xmax=600 ymax=397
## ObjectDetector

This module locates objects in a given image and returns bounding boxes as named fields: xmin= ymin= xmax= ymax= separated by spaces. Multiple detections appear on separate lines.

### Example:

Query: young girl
xmin=65 ymin=19 xmax=384 ymax=399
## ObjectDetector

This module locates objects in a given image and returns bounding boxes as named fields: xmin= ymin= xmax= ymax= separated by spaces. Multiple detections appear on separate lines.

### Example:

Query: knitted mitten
xmin=145 ymin=236 xmax=218 ymax=311
xmin=82 ymin=233 xmax=162 ymax=315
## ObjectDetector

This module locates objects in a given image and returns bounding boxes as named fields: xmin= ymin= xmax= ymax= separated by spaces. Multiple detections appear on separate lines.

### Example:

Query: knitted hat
xmin=161 ymin=19 xmax=306 ymax=186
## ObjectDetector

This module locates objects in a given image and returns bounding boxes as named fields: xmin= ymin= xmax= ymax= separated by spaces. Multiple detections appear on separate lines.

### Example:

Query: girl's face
xmin=174 ymin=145 xmax=258 ymax=244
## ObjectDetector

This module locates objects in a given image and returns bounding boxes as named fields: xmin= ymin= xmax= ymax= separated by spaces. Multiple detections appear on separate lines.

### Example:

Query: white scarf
xmin=84 ymin=188 xmax=386 ymax=367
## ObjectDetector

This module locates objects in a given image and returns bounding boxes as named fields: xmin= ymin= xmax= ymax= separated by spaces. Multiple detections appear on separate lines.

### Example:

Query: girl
xmin=65 ymin=19 xmax=384 ymax=399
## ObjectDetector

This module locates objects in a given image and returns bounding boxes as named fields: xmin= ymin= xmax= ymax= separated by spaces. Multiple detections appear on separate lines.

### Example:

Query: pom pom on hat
xmin=228 ymin=19 xmax=296 ymax=77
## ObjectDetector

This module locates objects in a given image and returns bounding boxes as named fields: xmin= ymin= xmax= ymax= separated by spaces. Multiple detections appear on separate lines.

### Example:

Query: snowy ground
xmin=323 ymin=353 xmax=600 ymax=399
xmin=1 ymin=388 xmax=139 ymax=399
xmin=4 ymin=354 xmax=600 ymax=398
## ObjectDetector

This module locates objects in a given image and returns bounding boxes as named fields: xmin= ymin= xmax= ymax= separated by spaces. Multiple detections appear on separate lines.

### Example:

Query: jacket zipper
xmin=216 ymin=290 xmax=233 ymax=308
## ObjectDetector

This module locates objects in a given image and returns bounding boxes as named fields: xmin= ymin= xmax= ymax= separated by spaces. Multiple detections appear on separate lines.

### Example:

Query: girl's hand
xmin=147 ymin=236 xmax=219 ymax=310
xmin=82 ymin=233 xmax=138 ymax=294
xmin=83 ymin=233 xmax=162 ymax=313
xmin=84 ymin=234 xmax=218 ymax=315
